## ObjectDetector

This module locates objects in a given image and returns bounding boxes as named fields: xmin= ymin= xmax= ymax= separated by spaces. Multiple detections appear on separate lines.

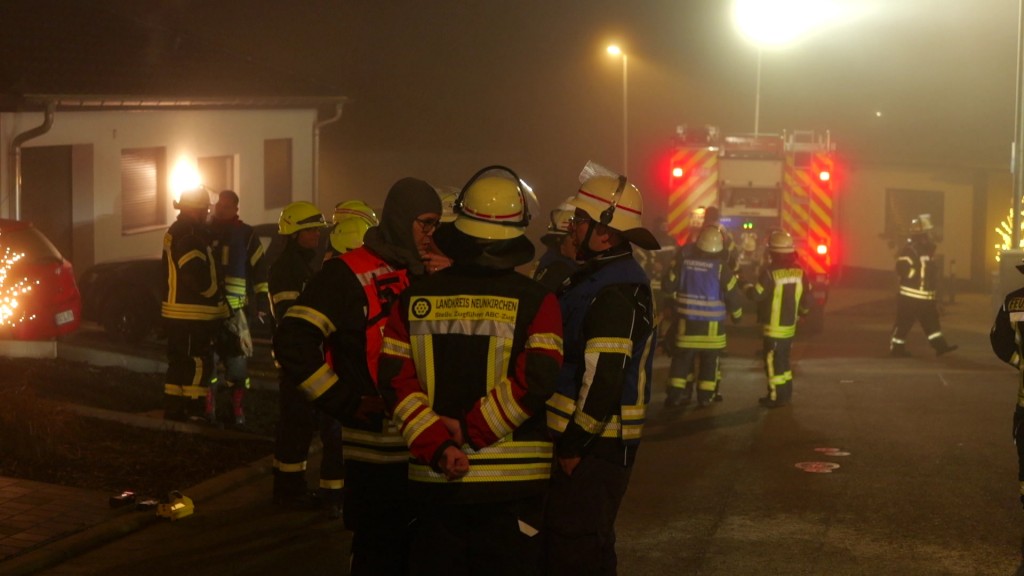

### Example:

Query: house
xmin=0 ymin=1 xmax=346 ymax=271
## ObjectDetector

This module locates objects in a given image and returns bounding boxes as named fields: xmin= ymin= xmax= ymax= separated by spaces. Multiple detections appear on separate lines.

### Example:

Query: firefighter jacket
xmin=272 ymin=245 xmax=410 ymax=465
xmin=161 ymin=216 xmax=229 ymax=322
xmin=546 ymin=246 xmax=656 ymax=460
xmin=210 ymin=217 xmax=268 ymax=311
xmin=990 ymin=286 xmax=1024 ymax=500
xmin=533 ymin=248 xmax=578 ymax=292
xmin=747 ymin=257 xmax=813 ymax=339
xmin=667 ymin=247 xmax=742 ymax=349
xmin=378 ymin=265 xmax=563 ymax=502
xmin=896 ymin=239 xmax=938 ymax=301
xmin=267 ymin=239 xmax=317 ymax=322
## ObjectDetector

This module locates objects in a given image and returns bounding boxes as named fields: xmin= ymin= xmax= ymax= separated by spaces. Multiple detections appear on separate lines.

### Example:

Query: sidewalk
xmin=0 ymin=284 xmax=990 ymax=574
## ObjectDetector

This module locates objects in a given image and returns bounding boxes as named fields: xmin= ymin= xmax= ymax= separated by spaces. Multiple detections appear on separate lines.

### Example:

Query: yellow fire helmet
xmin=278 ymin=201 xmax=326 ymax=235
xmin=330 ymin=200 xmax=379 ymax=253
xmin=453 ymin=167 xmax=531 ymax=240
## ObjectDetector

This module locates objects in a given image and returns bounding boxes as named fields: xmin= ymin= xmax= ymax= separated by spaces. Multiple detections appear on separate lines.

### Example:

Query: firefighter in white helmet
xmin=744 ymin=229 xmax=814 ymax=408
xmin=544 ymin=170 xmax=659 ymax=576
xmin=664 ymin=225 xmax=744 ymax=409
xmin=890 ymin=214 xmax=957 ymax=357
xmin=378 ymin=165 xmax=563 ymax=574
xmin=533 ymin=198 xmax=579 ymax=291
xmin=326 ymin=200 xmax=378 ymax=259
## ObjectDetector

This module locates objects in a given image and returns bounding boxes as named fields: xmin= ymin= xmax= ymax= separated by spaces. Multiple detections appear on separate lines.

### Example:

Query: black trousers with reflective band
xmin=163 ymin=318 xmax=216 ymax=418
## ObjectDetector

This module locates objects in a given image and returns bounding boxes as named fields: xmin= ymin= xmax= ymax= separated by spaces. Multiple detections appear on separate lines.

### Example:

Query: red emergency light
xmin=818 ymin=170 xmax=831 ymax=182
xmin=816 ymin=243 xmax=828 ymax=256
xmin=671 ymin=166 xmax=684 ymax=179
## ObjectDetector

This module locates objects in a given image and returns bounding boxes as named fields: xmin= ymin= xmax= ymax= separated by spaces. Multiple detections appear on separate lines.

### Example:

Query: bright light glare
xmin=171 ymin=158 xmax=202 ymax=199
xmin=818 ymin=170 xmax=831 ymax=182
xmin=732 ymin=0 xmax=848 ymax=48
xmin=672 ymin=166 xmax=684 ymax=178
xmin=816 ymin=243 xmax=829 ymax=256
xmin=607 ymin=44 xmax=623 ymax=57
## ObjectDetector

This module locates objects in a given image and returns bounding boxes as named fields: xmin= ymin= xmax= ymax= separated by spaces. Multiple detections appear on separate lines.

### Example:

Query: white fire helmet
xmin=568 ymin=175 xmax=660 ymax=250
xmin=768 ymin=229 xmax=795 ymax=253
xmin=908 ymin=214 xmax=934 ymax=235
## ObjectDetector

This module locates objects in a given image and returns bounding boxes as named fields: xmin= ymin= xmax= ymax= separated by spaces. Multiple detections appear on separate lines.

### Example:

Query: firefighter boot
xmin=932 ymin=337 xmax=958 ymax=357
xmin=890 ymin=342 xmax=911 ymax=358
xmin=231 ymin=384 xmax=247 ymax=427
xmin=205 ymin=378 xmax=220 ymax=426
xmin=272 ymin=469 xmax=316 ymax=509
xmin=664 ymin=383 xmax=691 ymax=408
xmin=317 ymin=487 xmax=344 ymax=520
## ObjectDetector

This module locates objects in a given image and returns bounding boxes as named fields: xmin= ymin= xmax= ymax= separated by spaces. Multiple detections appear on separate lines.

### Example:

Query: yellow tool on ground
xmin=156 ymin=491 xmax=194 ymax=521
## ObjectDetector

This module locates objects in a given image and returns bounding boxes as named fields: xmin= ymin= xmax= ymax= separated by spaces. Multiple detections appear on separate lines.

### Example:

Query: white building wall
xmin=840 ymin=165 xmax=976 ymax=276
xmin=0 ymin=108 xmax=317 ymax=263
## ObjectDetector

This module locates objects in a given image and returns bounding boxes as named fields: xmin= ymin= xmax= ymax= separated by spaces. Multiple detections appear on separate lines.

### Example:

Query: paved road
xmin=37 ymin=290 xmax=1023 ymax=575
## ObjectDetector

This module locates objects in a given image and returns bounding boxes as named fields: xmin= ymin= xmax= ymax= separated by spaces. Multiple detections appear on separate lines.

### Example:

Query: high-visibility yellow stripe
xmin=284 ymin=305 xmax=336 ymax=337
xmin=273 ymin=458 xmax=308 ymax=472
xmin=298 ymin=363 xmax=337 ymax=401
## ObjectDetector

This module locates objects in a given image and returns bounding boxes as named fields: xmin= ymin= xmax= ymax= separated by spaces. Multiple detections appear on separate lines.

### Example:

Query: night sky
xmin=36 ymin=1 xmax=1024 ymax=227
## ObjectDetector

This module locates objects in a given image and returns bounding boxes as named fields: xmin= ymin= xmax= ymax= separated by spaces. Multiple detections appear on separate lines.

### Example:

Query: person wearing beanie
xmin=378 ymin=165 xmax=563 ymax=575
xmin=273 ymin=177 xmax=442 ymax=575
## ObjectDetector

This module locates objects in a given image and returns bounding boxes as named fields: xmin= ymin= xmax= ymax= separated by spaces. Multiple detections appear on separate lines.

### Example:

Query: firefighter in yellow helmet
xmin=161 ymin=187 xmax=229 ymax=421
xmin=664 ymin=225 xmax=743 ymax=409
xmin=544 ymin=170 xmax=659 ymax=576
xmin=267 ymin=201 xmax=344 ymax=517
xmin=744 ymin=229 xmax=814 ymax=407
xmin=378 ymin=165 xmax=563 ymax=574
xmin=326 ymin=200 xmax=378 ymax=259
xmin=890 ymin=214 xmax=957 ymax=357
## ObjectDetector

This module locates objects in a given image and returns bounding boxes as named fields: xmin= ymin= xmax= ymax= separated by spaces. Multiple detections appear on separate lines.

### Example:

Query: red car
xmin=0 ymin=219 xmax=81 ymax=340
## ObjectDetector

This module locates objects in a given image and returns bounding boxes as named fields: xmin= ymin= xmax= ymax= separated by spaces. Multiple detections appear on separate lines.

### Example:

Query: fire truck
xmin=665 ymin=125 xmax=837 ymax=332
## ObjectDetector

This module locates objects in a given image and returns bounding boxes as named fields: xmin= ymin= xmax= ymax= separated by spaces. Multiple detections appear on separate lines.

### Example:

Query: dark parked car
xmin=78 ymin=223 xmax=295 ymax=342
xmin=0 ymin=219 xmax=82 ymax=340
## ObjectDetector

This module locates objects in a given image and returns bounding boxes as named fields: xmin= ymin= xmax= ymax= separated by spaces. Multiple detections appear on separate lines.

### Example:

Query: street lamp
xmin=606 ymin=44 xmax=628 ymax=177
xmin=731 ymin=0 xmax=846 ymax=135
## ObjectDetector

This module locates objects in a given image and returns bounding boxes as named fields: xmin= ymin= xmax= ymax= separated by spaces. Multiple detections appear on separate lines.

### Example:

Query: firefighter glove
xmin=227 ymin=309 xmax=254 ymax=357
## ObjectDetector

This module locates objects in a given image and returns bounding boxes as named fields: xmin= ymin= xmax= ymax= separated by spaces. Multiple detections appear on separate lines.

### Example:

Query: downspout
xmin=312 ymin=101 xmax=344 ymax=207
xmin=10 ymin=101 xmax=56 ymax=220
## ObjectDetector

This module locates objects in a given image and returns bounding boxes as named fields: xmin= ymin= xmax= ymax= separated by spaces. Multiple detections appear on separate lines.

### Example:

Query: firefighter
xmin=990 ymin=257 xmax=1024 ymax=510
xmin=890 ymin=214 xmax=958 ymax=357
xmin=378 ymin=165 xmax=563 ymax=576
xmin=268 ymin=201 xmax=347 ymax=517
xmin=208 ymin=190 xmax=269 ymax=427
xmin=745 ymin=229 xmax=814 ymax=408
xmin=161 ymin=187 xmax=229 ymax=421
xmin=272 ymin=177 xmax=441 ymax=575
xmin=325 ymin=200 xmax=378 ymax=260
xmin=664 ymin=226 xmax=744 ymax=408
xmin=544 ymin=172 xmax=660 ymax=576
xmin=533 ymin=198 xmax=578 ymax=291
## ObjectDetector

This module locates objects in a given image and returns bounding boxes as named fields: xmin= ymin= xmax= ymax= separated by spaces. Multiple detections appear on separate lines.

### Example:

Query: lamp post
xmin=607 ymin=44 xmax=628 ymax=177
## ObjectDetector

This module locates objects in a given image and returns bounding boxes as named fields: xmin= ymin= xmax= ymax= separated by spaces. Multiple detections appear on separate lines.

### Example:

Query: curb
xmin=2 ymin=455 xmax=274 ymax=576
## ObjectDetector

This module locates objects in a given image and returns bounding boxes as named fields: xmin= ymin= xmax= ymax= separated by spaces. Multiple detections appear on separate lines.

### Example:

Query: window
xmin=264 ymin=138 xmax=292 ymax=210
xmin=199 ymin=155 xmax=234 ymax=194
xmin=121 ymin=147 xmax=166 ymax=234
